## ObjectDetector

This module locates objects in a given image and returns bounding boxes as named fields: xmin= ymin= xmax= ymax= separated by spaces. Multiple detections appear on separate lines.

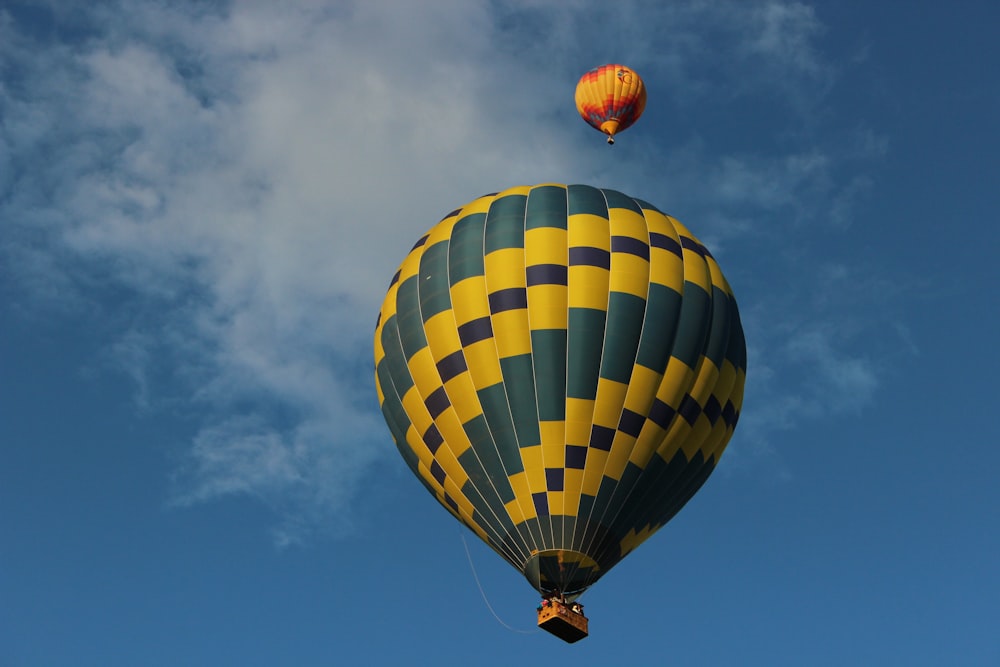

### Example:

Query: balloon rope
xmin=461 ymin=533 xmax=537 ymax=634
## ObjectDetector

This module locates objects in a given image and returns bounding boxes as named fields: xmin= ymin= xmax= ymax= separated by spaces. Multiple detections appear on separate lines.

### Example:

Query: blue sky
xmin=1 ymin=1 xmax=997 ymax=665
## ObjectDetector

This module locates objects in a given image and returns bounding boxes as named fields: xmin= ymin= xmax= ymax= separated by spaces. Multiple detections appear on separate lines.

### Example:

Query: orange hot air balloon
xmin=575 ymin=64 xmax=647 ymax=145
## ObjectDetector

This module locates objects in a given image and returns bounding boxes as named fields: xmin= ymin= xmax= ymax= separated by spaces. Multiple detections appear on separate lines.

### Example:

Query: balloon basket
xmin=537 ymin=599 xmax=588 ymax=643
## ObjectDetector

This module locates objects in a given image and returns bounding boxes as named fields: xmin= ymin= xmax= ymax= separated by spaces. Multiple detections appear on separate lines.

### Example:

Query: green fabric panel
xmin=418 ymin=240 xmax=452 ymax=320
xmin=672 ymin=281 xmax=711 ymax=369
xmin=395 ymin=276 xmax=428 ymax=360
xmin=632 ymin=197 xmax=663 ymax=215
xmin=600 ymin=188 xmax=643 ymax=215
xmin=524 ymin=185 xmax=568 ymax=230
xmin=462 ymin=415 xmax=517 ymax=503
xmin=379 ymin=316 xmax=414 ymax=396
xmin=448 ymin=212 xmax=486 ymax=285
xmin=376 ymin=360 xmax=412 ymax=445
xmin=530 ymin=329 xmax=567 ymax=421
xmin=567 ymin=307 xmax=606 ymax=400
xmin=499 ymin=354 xmax=542 ymax=448
xmin=727 ymin=300 xmax=747 ymax=371
xmin=635 ymin=282 xmax=682 ymax=372
xmin=485 ymin=194 xmax=527 ymax=253
xmin=518 ymin=517 xmax=546 ymax=553
xmin=475 ymin=384 xmax=525 ymax=474
xmin=567 ymin=184 xmax=610 ymax=218
xmin=600 ymin=292 xmax=646 ymax=384
xmin=701 ymin=285 xmax=732 ymax=368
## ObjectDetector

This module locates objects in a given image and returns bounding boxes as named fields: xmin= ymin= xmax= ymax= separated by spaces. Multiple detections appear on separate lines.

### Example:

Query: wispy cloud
xmin=1 ymin=0 xmax=890 ymax=539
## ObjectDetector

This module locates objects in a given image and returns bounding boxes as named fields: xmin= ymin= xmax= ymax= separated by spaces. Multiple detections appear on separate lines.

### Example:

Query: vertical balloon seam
xmin=559 ymin=184 xmax=612 ymax=591
xmin=406 ymin=206 xmax=532 ymax=567
xmin=561 ymin=185 xmax=611 ymax=584
xmin=574 ymin=190 xmax=655 ymax=581
xmin=481 ymin=188 xmax=546 ymax=565
xmin=578 ymin=210 xmax=704 ymax=579
xmin=588 ymin=233 xmax=739 ymax=570
xmin=521 ymin=184 xmax=576 ymax=590
xmin=377 ymin=283 xmax=524 ymax=569
xmin=519 ymin=185 xmax=554 ymax=570
xmin=442 ymin=197 xmax=538 ymax=566
xmin=561 ymin=187 xmax=613 ymax=585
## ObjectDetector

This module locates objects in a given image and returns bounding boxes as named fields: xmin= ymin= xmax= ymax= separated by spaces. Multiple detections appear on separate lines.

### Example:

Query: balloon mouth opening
xmin=523 ymin=550 xmax=600 ymax=601
xmin=599 ymin=119 xmax=620 ymax=143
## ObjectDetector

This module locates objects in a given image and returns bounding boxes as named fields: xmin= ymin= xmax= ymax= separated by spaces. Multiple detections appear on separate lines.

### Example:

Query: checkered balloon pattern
xmin=375 ymin=184 xmax=746 ymax=595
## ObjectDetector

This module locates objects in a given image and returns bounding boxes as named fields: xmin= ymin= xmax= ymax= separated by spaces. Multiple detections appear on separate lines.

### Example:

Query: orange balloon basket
xmin=536 ymin=599 xmax=589 ymax=643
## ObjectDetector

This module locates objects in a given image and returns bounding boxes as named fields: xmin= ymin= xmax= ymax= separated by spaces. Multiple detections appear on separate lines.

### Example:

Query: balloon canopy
xmin=374 ymin=184 xmax=746 ymax=597
xmin=575 ymin=65 xmax=647 ymax=144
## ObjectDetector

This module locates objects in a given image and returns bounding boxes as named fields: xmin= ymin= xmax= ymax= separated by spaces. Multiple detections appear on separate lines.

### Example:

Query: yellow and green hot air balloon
xmin=374 ymin=184 xmax=746 ymax=641
xmin=575 ymin=64 xmax=647 ymax=144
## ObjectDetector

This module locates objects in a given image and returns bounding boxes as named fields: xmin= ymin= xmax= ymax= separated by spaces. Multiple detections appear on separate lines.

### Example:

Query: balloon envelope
xmin=375 ymin=184 xmax=746 ymax=597
xmin=575 ymin=64 xmax=647 ymax=143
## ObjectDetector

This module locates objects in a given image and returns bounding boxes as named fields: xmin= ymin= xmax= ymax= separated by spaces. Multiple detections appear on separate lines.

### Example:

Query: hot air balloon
xmin=575 ymin=64 xmax=647 ymax=144
xmin=374 ymin=184 xmax=746 ymax=642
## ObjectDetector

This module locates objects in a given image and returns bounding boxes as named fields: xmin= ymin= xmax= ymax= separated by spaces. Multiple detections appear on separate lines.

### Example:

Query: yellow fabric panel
xmin=396 ymin=245 xmax=422 ymax=285
xmin=731 ymin=366 xmax=747 ymax=412
xmin=406 ymin=429 xmax=438 ymax=474
xmin=541 ymin=441 xmax=565 ymax=466
xmin=462 ymin=339 xmax=503 ymax=388
xmin=592 ymin=378 xmax=629 ymax=427
xmin=680 ymin=414 xmax=713 ymax=460
xmin=687 ymin=358 xmax=722 ymax=407
xmin=422 ymin=311 xmax=462 ymax=357
xmin=608 ymin=252 xmax=650 ymax=298
xmin=618 ymin=524 xmax=656 ymax=558
xmin=424 ymin=216 xmax=456 ymax=249
xmin=565 ymin=419 xmax=592 ymax=449
xmin=568 ymin=213 xmax=611 ymax=248
xmin=581 ymin=448 xmax=610 ymax=496
xmin=414 ymin=462 xmax=444 ymax=497
xmin=400 ymin=386 xmax=434 ymax=438
xmin=431 ymin=404 xmax=472 ymax=458
xmin=508 ymin=472 xmax=537 ymax=521
xmin=696 ymin=415 xmax=731 ymax=465
xmin=657 ymin=412 xmax=693 ymax=462
xmin=539 ymin=420 xmax=565 ymax=447
xmin=450 ymin=276 xmax=490 ymax=324
xmin=647 ymin=211 xmax=685 ymax=292
xmin=609 ymin=206 xmax=647 ymax=236
xmin=546 ymin=491 xmax=565 ymax=516
xmin=444 ymin=375 xmax=483 ymax=423
xmin=527 ymin=285 xmax=568 ymax=329
xmin=431 ymin=439 xmax=470 ymax=488
xmin=627 ymin=420 xmax=666 ymax=468
xmin=562 ymin=469 xmax=585 ymax=515
xmin=565 ymin=396 xmax=596 ymax=425
xmin=680 ymin=238 xmax=711 ymax=291
xmin=525 ymin=227 xmax=567 ymax=264
xmin=485 ymin=248 xmax=526 ymax=289
xmin=624 ymin=366 xmax=662 ymax=412
xmin=567 ymin=266 xmax=610 ymax=309
xmin=603 ymin=432 xmax=638 ymax=481
xmin=520 ymin=445 xmax=546 ymax=490
xmin=491 ymin=309 xmax=531 ymax=358
xmin=460 ymin=193 xmax=497 ymax=217
xmin=565 ymin=397 xmax=595 ymax=447
xmin=406 ymin=346 xmax=441 ymax=398
xmin=657 ymin=357 xmax=696 ymax=412
xmin=440 ymin=472 xmax=476 ymax=518
xmin=503 ymin=498 xmax=527 ymax=525
xmin=705 ymin=253 xmax=735 ymax=298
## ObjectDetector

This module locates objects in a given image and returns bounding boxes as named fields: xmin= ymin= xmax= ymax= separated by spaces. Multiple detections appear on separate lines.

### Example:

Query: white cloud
xmin=0 ymin=0 xmax=889 ymax=538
